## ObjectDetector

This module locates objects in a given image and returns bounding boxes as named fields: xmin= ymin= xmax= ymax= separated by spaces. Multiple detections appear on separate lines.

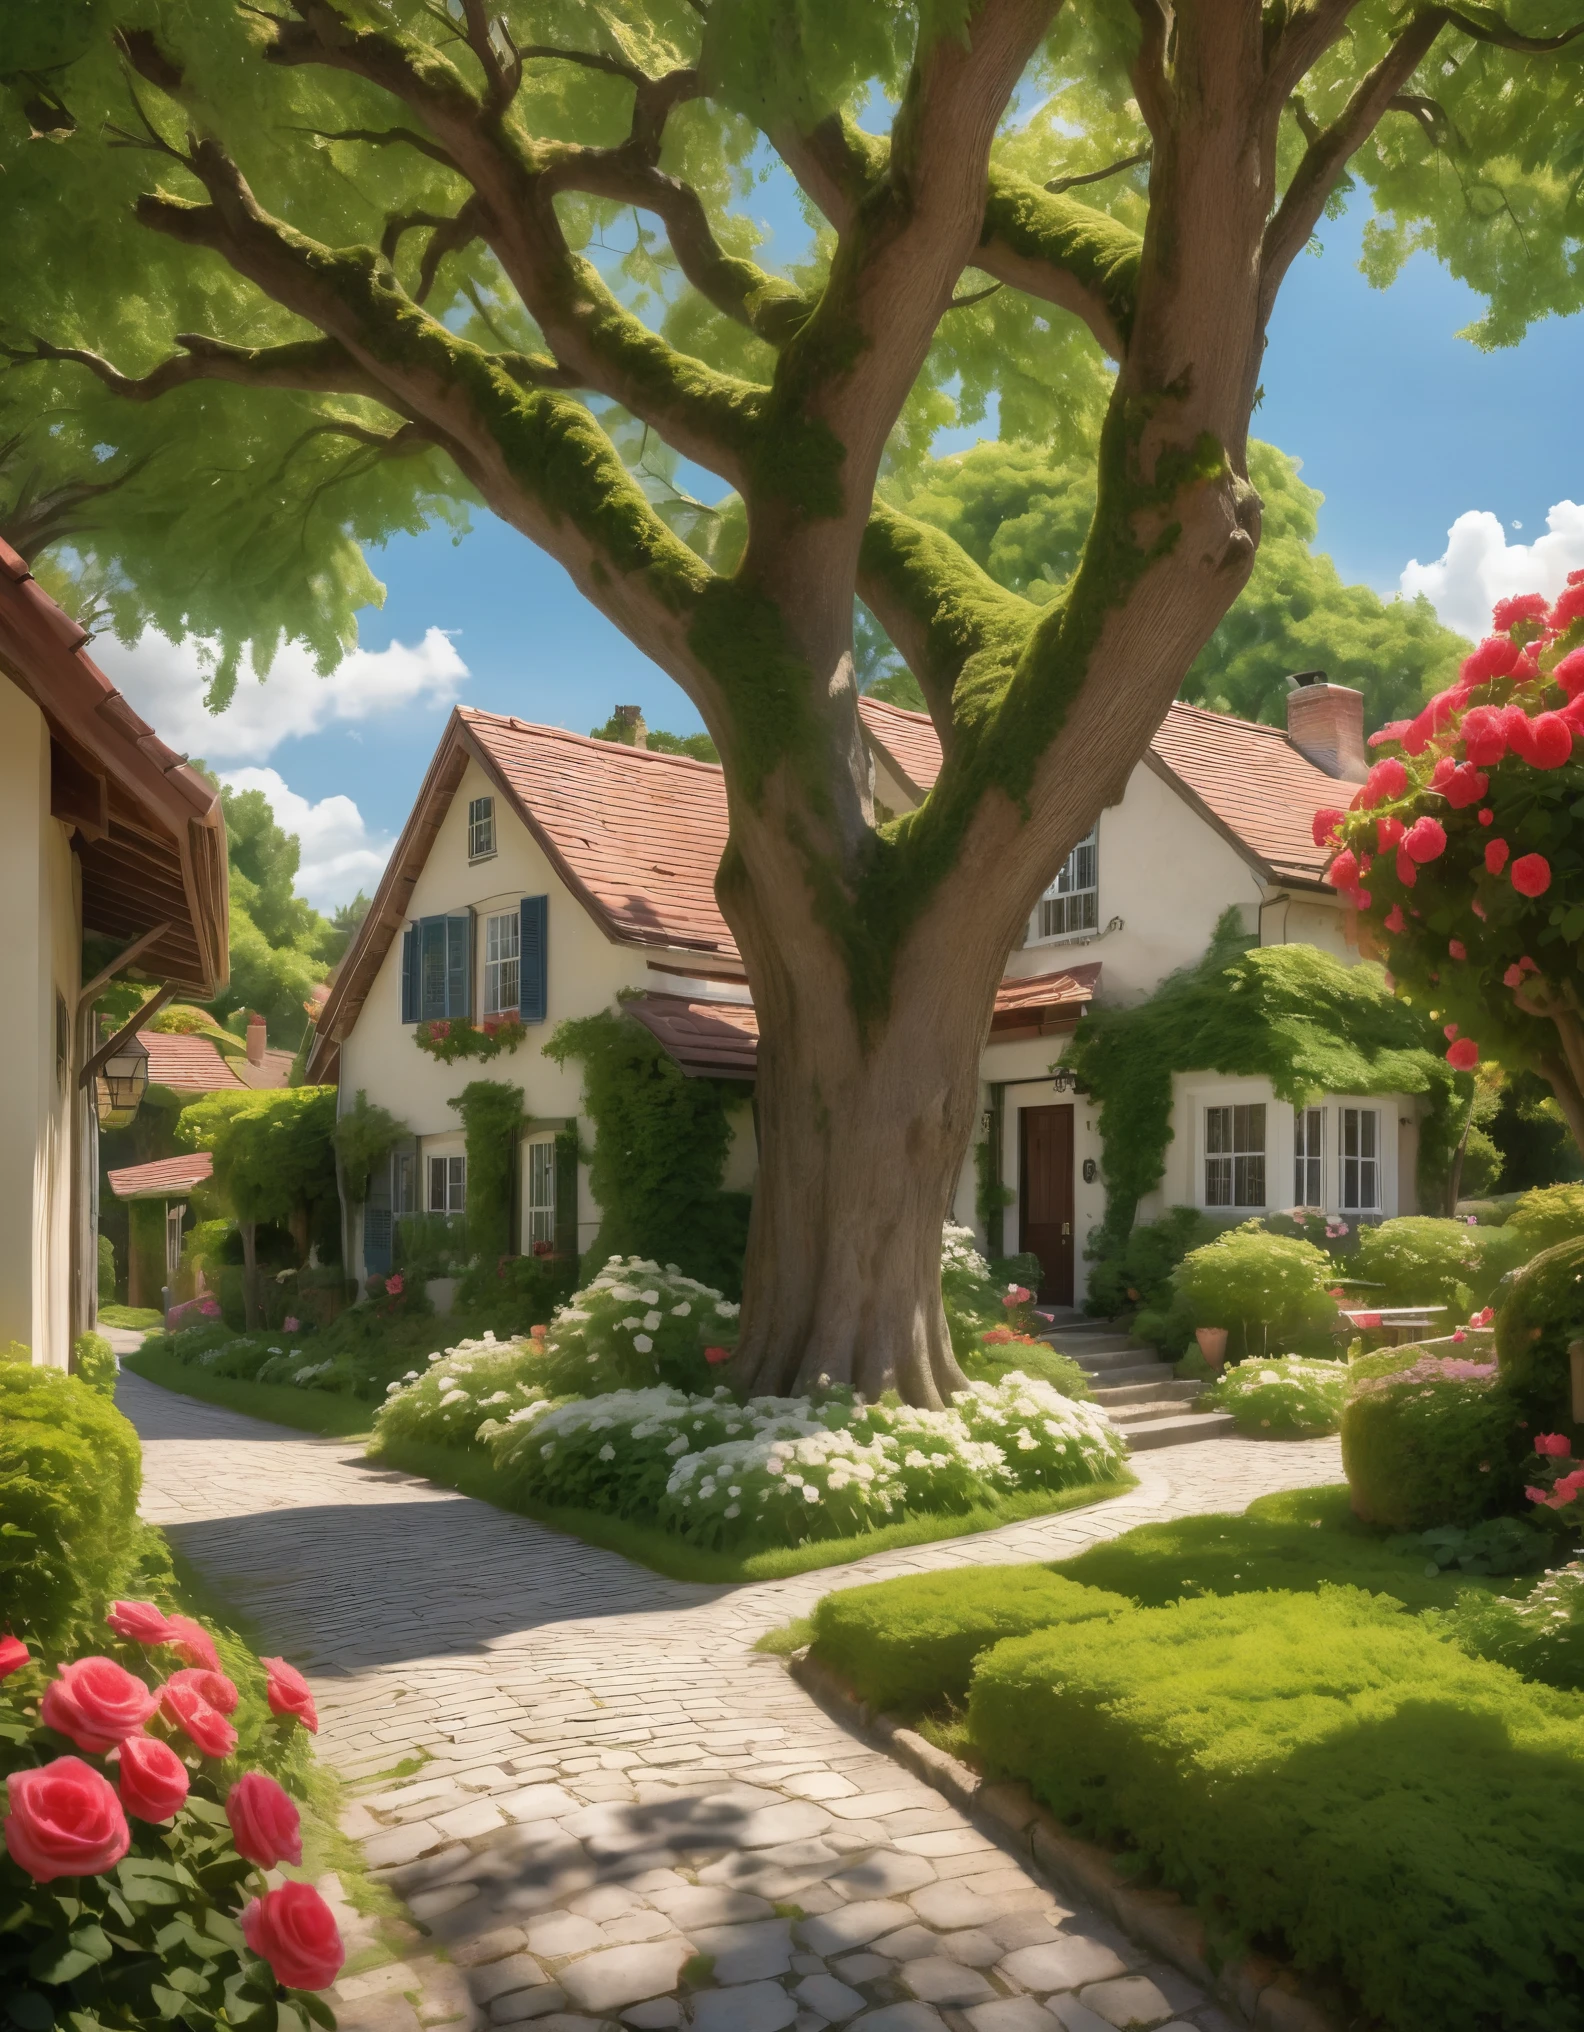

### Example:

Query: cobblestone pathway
xmin=120 ymin=1375 xmax=1343 ymax=2032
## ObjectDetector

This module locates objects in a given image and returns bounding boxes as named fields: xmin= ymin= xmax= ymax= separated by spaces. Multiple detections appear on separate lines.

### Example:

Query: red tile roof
xmin=857 ymin=696 xmax=1343 ymax=886
xmin=990 ymin=963 xmax=1101 ymax=1037
xmin=106 ymin=1151 xmax=213 ymax=1201
xmin=233 ymin=1047 xmax=296 ymax=1090
xmin=144 ymin=1033 xmax=244 ymax=1093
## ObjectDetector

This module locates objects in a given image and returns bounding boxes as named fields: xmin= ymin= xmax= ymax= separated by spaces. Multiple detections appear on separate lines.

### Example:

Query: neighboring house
xmin=0 ymin=539 xmax=228 ymax=1366
xmin=105 ymin=1152 xmax=214 ymax=1309
xmin=310 ymin=678 xmax=1417 ymax=1309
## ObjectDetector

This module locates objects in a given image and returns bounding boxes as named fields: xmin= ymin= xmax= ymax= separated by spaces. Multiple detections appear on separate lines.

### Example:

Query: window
xmin=1340 ymin=1107 xmax=1381 ymax=1212
xmin=526 ymin=1138 xmax=556 ymax=1249
xmin=1205 ymin=1103 xmax=1266 ymax=1208
xmin=165 ymin=1203 xmax=185 ymax=1283
xmin=428 ymin=1154 xmax=465 ymax=1214
xmin=392 ymin=1151 xmax=417 ymax=1215
xmin=401 ymin=914 xmax=472 ymax=1024
xmin=484 ymin=910 xmax=520 ymax=1016
xmin=468 ymin=796 xmax=496 ymax=861
xmin=1032 ymin=829 xmax=1098 ymax=942
xmin=1294 ymin=1107 xmax=1324 ymax=1209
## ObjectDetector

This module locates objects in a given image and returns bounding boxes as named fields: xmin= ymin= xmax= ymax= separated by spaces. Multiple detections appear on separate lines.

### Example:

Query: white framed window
xmin=392 ymin=1151 xmax=416 ymax=1215
xmin=1031 ymin=829 xmax=1098 ymax=942
xmin=483 ymin=910 xmax=520 ymax=1016
xmin=1294 ymin=1107 xmax=1324 ymax=1209
xmin=1340 ymin=1107 xmax=1380 ymax=1212
xmin=1205 ymin=1103 xmax=1266 ymax=1208
xmin=468 ymin=795 xmax=496 ymax=862
xmin=526 ymin=1138 xmax=556 ymax=1249
xmin=428 ymin=1154 xmax=465 ymax=1214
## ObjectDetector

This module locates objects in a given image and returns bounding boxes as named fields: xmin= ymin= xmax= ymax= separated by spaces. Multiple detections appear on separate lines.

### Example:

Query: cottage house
xmin=310 ymin=677 xmax=1422 ymax=1309
xmin=0 ymin=539 xmax=228 ymax=1366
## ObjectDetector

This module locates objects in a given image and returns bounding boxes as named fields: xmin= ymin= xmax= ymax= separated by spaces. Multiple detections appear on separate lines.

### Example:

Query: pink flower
xmin=41 ymin=1658 xmax=159 ymax=1755
xmin=1512 ymin=853 xmax=1552 ymax=898
xmin=1384 ymin=905 xmax=1406 ymax=933
xmin=385 ymin=1273 xmax=405 ymax=1297
xmin=1548 ymin=581 xmax=1584 ymax=633
xmin=159 ymin=1679 xmax=238 ymax=1759
xmin=1443 ymin=1023 xmax=1459 ymax=1040
xmin=1528 ymin=713 xmax=1573 ymax=768
xmin=1443 ymin=763 xmax=1489 ymax=809
xmin=1484 ymin=838 xmax=1510 ymax=875
xmin=1403 ymin=816 xmax=1446 ymax=864
xmin=226 ymin=1772 xmax=303 ymax=1869
xmin=1469 ymin=1306 xmax=1495 ymax=1328
xmin=1376 ymin=815 xmax=1405 ymax=853
xmin=107 ymin=1600 xmax=178 ymax=1647
xmin=1460 ymin=703 xmax=1509 ymax=762
xmin=116 ymin=1734 xmax=190 ymax=1824
xmin=1534 ymin=1433 xmax=1573 ymax=1456
xmin=1003 ymin=1285 xmax=1032 ymax=1306
xmin=164 ymin=1615 xmax=222 ymax=1674
xmin=704 ymin=1345 xmax=734 ymax=1366
xmin=1553 ymin=645 xmax=1584 ymax=696
xmin=240 ymin=1882 xmax=345 ymax=1992
xmin=261 ymin=1656 xmax=319 ymax=1733
xmin=164 ymin=1667 xmax=239 ymax=1716
xmin=1471 ymin=898 xmax=1487 ymax=921
xmin=1492 ymin=593 xmax=1549 ymax=632
xmin=1361 ymin=757 xmax=1407 ymax=807
xmin=1446 ymin=1038 xmax=1479 ymax=1071
xmin=1477 ymin=808 xmax=1494 ymax=826
xmin=1448 ymin=939 xmax=1467 ymax=962
xmin=282 ymin=1316 xmax=301 ymax=1333
xmin=1325 ymin=848 xmax=1361 ymax=893
xmin=0 ymin=1636 xmax=28 ymax=1679
xmin=2 ymin=1758 xmax=130 ymax=1883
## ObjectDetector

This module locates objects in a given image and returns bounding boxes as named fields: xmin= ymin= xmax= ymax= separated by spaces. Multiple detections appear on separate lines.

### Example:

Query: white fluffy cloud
xmin=221 ymin=767 xmax=393 ymax=913
xmin=1400 ymin=500 xmax=1584 ymax=641
xmin=96 ymin=626 xmax=467 ymax=765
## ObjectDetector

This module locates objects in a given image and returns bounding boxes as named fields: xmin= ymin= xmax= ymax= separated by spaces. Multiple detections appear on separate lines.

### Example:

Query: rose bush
xmin=0 ymin=1607 xmax=339 ymax=2030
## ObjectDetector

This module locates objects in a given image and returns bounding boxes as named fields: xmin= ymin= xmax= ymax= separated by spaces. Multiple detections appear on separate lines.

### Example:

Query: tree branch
xmin=0 ymin=331 xmax=386 ymax=403
xmin=976 ymin=168 xmax=1140 ymax=357
xmin=1127 ymin=0 xmax=1173 ymax=137
xmin=1045 ymin=148 xmax=1151 ymax=194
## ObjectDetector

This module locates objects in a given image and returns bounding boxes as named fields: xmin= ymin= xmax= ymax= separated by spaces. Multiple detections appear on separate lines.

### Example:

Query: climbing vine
xmin=331 ymin=1089 xmax=409 ymax=1206
xmin=1064 ymin=911 xmax=1465 ymax=1255
xmin=448 ymin=1080 xmax=525 ymax=1270
xmin=546 ymin=1011 xmax=752 ymax=1295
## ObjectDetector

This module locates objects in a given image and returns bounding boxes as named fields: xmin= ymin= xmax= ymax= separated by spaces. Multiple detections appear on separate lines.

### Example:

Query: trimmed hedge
xmin=968 ymin=1586 xmax=1584 ymax=2032
xmin=1495 ymin=1234 xmax=1584 ymax=1443
xmin=0 ymin=1363 xmax=142 ymax=1647
xmin=808 ymin=1567 xmax=1130 ymax=1716
xmin=1340 ymin=1356 xmax=1522 ymax=1531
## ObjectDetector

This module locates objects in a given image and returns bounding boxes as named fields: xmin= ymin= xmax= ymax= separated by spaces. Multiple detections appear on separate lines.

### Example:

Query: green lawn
xmin=98 ymin=1304 xmax=164 ymax=1329
xmin=122 ymin=1349 xmax=376 ymax=1439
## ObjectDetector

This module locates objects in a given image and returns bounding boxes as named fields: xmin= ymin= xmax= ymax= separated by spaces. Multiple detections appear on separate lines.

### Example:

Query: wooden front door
xmin=1019 ymin=1104 xmax=1075 ymax=1305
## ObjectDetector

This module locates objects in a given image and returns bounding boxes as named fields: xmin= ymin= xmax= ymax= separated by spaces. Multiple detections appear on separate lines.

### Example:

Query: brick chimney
xmin=613 ymin=704 xmax=648 ymax=750
xmin=246 ymin=1011 xmax=266 ymax=1066
xmin=1284 ymin=671 xmax=1366 ymax=781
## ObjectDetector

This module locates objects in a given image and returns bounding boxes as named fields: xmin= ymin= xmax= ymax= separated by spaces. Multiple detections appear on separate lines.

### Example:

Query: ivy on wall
xmin=332 ymin=1089 xmax=409 ymax=1206
xmin=1064 ymin=910 xmax=1466 ymax=1254
xmin=546 ymin=1011 xmax=752 ymax=1295
xmin=448 ymin=1080 xmax=525 ymax=1270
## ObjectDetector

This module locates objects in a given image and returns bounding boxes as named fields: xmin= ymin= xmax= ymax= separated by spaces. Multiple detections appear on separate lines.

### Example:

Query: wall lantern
xmin=1082 ymin=1157 xmax=1099 ymax=1184
xmin=1051 ymin=1067 xmax=1088 ymax=1095
xmin=94 ymin=1032 xmax=150 ymax=1129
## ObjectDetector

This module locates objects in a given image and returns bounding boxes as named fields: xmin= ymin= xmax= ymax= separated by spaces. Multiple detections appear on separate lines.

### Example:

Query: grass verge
xmin=370 ymin=1433 xmax=1137 ymax=1585
xmin=98 ymin=1304 xmax=164 ymax=1329
xmin=122 ymin=1349 xmax=375 ymax=1439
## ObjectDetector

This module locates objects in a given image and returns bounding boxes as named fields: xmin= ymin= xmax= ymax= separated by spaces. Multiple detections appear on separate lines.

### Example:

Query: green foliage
xmin=590 ymin=713 xmax=719 ymax=763
xmin=1200 ymin=1354 xmax=1349 ymax=1438
xmin=1341 ymin=1354 xmax=1521 ymax=1531
xmin=1438 ymin=1561 xmax=1584 ymax=1690
xmin=96 ymin=1232 xmax=116 ymax=1307
xmin=1169 ymin=1227 xmax=1340 ymax=1362
xmin=1506 ymin=1184 xmax=1584 ymax=1256
xmin=72 ymin=1332 xmax=118 ymax=1399
xmin=546 ymin=1013 xmax=750 ymax=1293
xmin=808 ymin=1567 xmax=1129 ymax=1717
xmin=448 ymin=1079 xmax=524 ymax=1270
xmin=414 ymin=1015 xmax=528 ymax=1064
xmin=534 ymin=1258 xmax=742 ymax=1397
xmin=175 ymin=1086 xmax=338 ymax=1246
xmin=1494 ymin=1235 xmax=1584 ymax=1441
xmin=1355 ymin=1214 xmax=1529 ymax=1312
xmin=454 ymin=1249 xmax=577 ymax=1337
xmin=1053 ymin=1484 xmax=1519 ymax=1615
xmin=372 ymin=1333 xmax=544 ymax=1450
xmin=126 ymin=1201 xmax=167 ymax=1314
xmin=1084 ymin=1204 xmax=1219 ymax=1324
xmin=1489 ymin=1073 xmax=1584 ymax=1192
xmin=331 ymin=1089 xmax=409 ymax=1206
xmin=1393 ymin=1515 xmax=1551 ymax=1578
xmin=1066 ymin=916 xmax=1461 ymax=1248
xmin=967 ymin=1587 xmax=1584 ymax=2032
xmin=0 ymin=1365 xmax=141 ymax=1648
xmin=205 ymin=780 xmax=344 ymax=1048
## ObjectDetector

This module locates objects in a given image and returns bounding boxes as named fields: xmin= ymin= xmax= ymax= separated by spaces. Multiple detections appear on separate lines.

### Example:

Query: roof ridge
xmin=460 ymin=706 xmax=722 ymax=774
xmin=1161 ymin=697 xmax=1292 ymax=742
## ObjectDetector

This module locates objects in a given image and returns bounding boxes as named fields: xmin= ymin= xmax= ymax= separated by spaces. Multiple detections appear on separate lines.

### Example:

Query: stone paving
xmin=120 ymin=1375 xmax=1343 ymax=2032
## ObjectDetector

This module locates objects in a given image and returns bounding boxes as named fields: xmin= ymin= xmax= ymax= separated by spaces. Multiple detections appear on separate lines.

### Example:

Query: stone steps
xmin=1035 ymin=1315 xmax=1230 ymax=1452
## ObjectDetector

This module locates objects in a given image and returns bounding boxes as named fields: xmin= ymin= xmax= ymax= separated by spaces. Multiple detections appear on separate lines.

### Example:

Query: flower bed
xmin=1199 ymin=1353 xmax=1350 ymax=1437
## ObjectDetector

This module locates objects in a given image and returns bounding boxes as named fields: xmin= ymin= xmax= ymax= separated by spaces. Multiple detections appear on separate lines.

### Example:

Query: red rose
xmin=1403 ymin=816 xmax=1446 ymax=863
xmin=1384 ymin=905 xmax=1406 ymax=933
xmin=1553 ymin=645 xmax=1584 ymax=696
xmin=116 ymin=1733 xmax=190 ymax=1823
xmin=1324 ymin=848 xmax=1360 ymax=893
xmin=1535 ymin=1433 xmax=1573 ymax=1457
xmin=1527 ymin=712 xmax=1573 ymax=768
xmin=41 ymin=1657 xmax=159 ymax=1755
xmin=0 ymin=1636 xmax=28 ymax=1679
xmin=261 ymin=1656 xmax=319 ymax=1733
xmin=160 ymin=1679 xmax=238 ymax=1759
xmin=1448 ymin=939 xmax=1467 ymax=962
xmin=163 ymin=1615 xmax=222 ymax=1673
xmin=1446 ymin=1038 xmax=1479 ymax=1071
xmin=226 ymin=1772 xmax=303 ymax=1868
xmin=1512 ymin=853 xmax=1552 ymax=897
xmin=1311 ymin=807 xmax=1343 ymax=848
xmin=241 ymin=1882 xmax=345 ymax=1992
xmin=1477 ymin=807 xmax=1494 ymax=826
xmin=1460 ymin=634 xmax=1523 ymax=687
xmin=3 ymin=1757 xmax=130 ymax=1883
xmin=107 ymin=1600 xmax=178 ymax=1647
xmin=703 ymin=1346 xmax=734 ymax=1365
xmin=1485 ymin=838 xmax=1510 ymax=875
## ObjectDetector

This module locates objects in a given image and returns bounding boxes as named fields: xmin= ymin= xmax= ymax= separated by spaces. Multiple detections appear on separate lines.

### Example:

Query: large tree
xmin=4 ymin=0 xmax=1582 ymax=1402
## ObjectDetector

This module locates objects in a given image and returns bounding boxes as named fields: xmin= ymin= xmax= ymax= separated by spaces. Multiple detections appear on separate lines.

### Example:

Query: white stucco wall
xmin=0 ymin=681 xmax=81 ymax=1366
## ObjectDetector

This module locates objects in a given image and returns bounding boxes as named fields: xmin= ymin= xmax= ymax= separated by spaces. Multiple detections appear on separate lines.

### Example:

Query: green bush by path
xmin=1495 ymin=1234 xmax=1584 ymax=1443
xmin=72 ymin=1329 xmax=118 ymax=1397
xmin=1355 ymin=1214 xmax=1527 ymax=1312
xmin=1050 ymin=1485 xmax=1516 ymax=1613
xmin=1199 ymin=1354 xmax=1348 ymax=1437
xmin=1342 ymin=1353 xmax=1525 ymax=1531
xmin=0 ymin=1363 xmax=142 ymax=1647
xmin=967 ymin=1587 xmax=1584 ymax=2032
xmin=959 ymin=1336 xmax=1090 ymax=1397
xmin=1169 ymin=1226 xmax=1341 ymax=1362
xmin=1505 ymin=1183 xmax=1584 ymax=1256
xmin=808 ymin=1567 xmax=1130 ymax=1716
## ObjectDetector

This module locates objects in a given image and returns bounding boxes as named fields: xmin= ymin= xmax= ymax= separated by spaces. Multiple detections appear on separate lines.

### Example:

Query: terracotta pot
xmin=1195 ymin=1327 xmax=1229 ymax=1365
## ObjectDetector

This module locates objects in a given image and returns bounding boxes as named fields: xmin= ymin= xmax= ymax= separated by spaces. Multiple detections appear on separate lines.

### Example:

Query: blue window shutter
xmin=446 ymin=912 xmax=472 ymax=1020
xmin=420 ymin=917 xmax=448 ymax=1021
xmin=520 ymin=895 xmax=548 ymax=1023
xmin=400 ymin=925 xmax=419 ymax=1024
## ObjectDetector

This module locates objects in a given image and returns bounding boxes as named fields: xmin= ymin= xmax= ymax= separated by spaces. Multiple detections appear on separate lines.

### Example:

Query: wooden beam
xmin=50 ymin=738 xmax=110 ymax=841
xmin=78 ymin=921 xmax=175 ymax=1013
xmin=79 ymin=984 xmax=177 ymax=1090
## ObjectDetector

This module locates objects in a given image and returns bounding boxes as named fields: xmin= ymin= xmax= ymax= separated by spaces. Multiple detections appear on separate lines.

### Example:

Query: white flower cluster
xmin=373 ymin=1331 xmax=546 ymax=1446
xmin=535 ymin=1257 xmax=741 ymax=1394
xmin=1203 ymin=1353 xmax=1349 ymax=1437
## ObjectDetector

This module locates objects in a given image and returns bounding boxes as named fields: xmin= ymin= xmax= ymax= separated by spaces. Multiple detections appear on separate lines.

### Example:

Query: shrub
xmin=1341 ymin=1354 xmax=1522 ymax=1531
xmin=1355 ymin=1214 xmax=1526 ymax=1311
xmin=1437 ymin=1560 xmax=1584 ymax=1690
xmin=809 ymin=1568 xmax=1131 ymax=1715
xmin=1084 ymin=1205 xmax=1220 ymax=1323
xmin=959 ymin=1336 xmax=1089 ymax=1398
xmin=1170 ymin=1226 xmax=1340 ymax=1361
xmin=1502 ymin=1183 xmax=1584 ymax=1256
xmin=941 ymin=1223 xmax=1041 ymax=1359
xmin=72 ymin=1332 xmax=118 ymax=1399
xmin=1200 ymin=1354 xmax=1348 ymax=1437
xmin=968 ymin=1586 xmax=1584 ymax=2032
xmin=536 ymin=1257 xmax=742 ymax=1395
xmin=374 ymin=1333 xmax=545 ymax=1448
xmin=96 ymin=1233 xmax=116 ymax=1306
xmin=455 ymin=1249 xmax=577 ymax=1335
xmin=1494 ymin=1234 xmax=1584 ymax=1440
xmin=0 ymin=1367 xmax=141 ymax=1648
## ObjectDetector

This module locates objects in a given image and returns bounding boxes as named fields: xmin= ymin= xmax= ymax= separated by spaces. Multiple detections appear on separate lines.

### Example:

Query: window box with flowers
xmin=414 ymin=1014 xmax=528 ymax=1065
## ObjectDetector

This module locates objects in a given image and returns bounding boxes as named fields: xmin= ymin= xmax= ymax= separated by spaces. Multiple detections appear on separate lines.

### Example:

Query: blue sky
xmin=101 ymin=191 xmax=1584 ymax=909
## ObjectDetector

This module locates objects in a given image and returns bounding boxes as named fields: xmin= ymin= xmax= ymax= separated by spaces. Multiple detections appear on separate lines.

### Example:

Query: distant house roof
xmin=0 ymin=539 xmax=228 ymax=997
xmin=989 ymin=962 xmax=1102 ymax=1039
xmin=856 ymin=696 xmax=1344 ymax=889
xmin=144 ymin=1033 xmax=243 ymax=1094
xmin=106 ymin=1151 xmax=213 ymax=1202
